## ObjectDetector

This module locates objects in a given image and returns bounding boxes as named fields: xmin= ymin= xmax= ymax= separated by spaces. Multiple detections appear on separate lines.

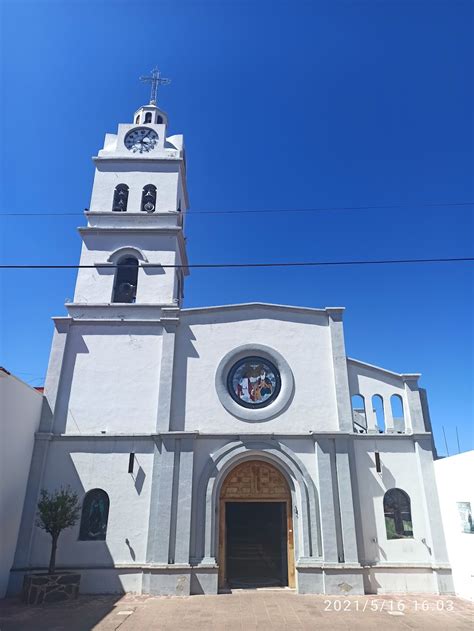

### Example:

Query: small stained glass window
xmin=384 ymin=488 xmax=413 ymax=539
xmin=227 ymin=356 xmax=281 ymax=409
xmin=79 ymin=489 xmax=109 ymax=541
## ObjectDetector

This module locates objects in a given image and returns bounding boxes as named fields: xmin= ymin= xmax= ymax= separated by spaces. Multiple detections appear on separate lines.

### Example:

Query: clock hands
xmin=125 ymin=129 xmax=157 ymax=153
xmin=136 ymin=131 xmax=151 ymax=149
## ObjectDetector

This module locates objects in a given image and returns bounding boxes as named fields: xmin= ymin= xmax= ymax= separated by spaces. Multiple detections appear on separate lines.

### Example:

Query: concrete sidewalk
xmin=0 ymin=591 xmax=473 ymax=630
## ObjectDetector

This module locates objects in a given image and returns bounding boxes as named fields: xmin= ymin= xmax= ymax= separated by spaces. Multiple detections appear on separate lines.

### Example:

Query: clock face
xmin=124 ymin=128 xmax=158 ymax=153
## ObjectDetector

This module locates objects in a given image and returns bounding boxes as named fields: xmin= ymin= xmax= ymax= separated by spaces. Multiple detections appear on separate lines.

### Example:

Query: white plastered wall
xmin=28 ymin=439 xmax=154 ymax=592
xmin=172 ymin=308 xmax=339 ymax=434
xmin=435 ymin=451 xmax=474 ymax=600
xmin=353 ymin=438 xmax=434 ymax=566
xmin=53 ymin=324 xmax=163 ymax=434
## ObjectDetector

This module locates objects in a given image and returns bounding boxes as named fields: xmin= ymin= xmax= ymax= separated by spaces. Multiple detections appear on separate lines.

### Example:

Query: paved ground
xmin=0 ymin=590 xmax=473 ymax=630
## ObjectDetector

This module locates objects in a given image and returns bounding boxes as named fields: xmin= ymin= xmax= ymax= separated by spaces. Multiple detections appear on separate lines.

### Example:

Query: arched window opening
xmin=352 ymin=394 xmax=367 ymax=433
xmin=384 ymin=488 xmax=413 ymax=539
xmin=112 ymin=184 xmax=129 ymax=212
xmin=79 ymin=489 xmax=109 ymax=541
xmin=135 ymin=115 xmax=140 ymax=124
xmin=144 ymin=112 xmax=152 ymax=123
xmin=157 ymin=115 xmax=163 ymax=124
xmin=141 ymin=184 xmax=157 ymax=212
xmin=390 ymin=394 xmax=405 ymax=433
xmin=372 ymin=395 xmax=385 ymax=433
xmin=112 ymin=257 xmax=138 ymax=303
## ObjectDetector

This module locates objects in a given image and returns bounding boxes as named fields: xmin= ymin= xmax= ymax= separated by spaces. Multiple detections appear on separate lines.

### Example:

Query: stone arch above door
xmin=220 ymin=460 xmax=291 ymax=501
xmin=193 ymin=439 xmax=322 ymax=564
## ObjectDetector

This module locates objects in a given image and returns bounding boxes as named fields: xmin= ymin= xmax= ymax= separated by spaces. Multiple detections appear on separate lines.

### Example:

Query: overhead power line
xmin=1 ymin=257 xmax=473 ymax=270
xmin=0 ymin=201 xmax=473 ymax=217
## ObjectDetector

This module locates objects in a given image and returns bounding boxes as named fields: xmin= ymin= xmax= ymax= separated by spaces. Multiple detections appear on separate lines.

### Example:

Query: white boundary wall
xmin=0 ymin=370 xmax=42 ymax=597
xmin=435 ymin=451 xmax=474 ymax=600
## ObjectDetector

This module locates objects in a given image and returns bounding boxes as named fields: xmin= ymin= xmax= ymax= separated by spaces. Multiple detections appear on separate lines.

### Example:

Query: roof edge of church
xmin=181 ymin=302 xmax=345 ymax=316
xmin=347 ymin=357 xmax=421 ymax=380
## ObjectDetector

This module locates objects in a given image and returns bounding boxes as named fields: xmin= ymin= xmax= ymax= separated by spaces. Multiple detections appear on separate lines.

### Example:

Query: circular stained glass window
xmin=227 ymin=356 xmax=281 ymax=409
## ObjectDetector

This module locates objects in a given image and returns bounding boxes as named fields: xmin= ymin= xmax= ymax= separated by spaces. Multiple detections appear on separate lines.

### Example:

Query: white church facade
xmin=9 ymin=86 xmax=453 ymax=597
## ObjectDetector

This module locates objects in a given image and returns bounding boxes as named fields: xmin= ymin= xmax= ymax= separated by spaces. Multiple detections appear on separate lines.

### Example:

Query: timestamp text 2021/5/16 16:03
xmin=323 ymin=599 xmax=456 ymax=612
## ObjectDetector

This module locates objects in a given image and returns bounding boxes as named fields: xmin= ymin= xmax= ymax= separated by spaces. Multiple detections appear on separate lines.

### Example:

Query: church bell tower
xmin=70 ymin=68 xmax=189 ymax=316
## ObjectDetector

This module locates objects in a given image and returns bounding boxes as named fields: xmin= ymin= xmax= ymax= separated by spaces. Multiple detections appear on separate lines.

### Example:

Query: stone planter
xmin=22 ymin=572 xmax=81 ymax=605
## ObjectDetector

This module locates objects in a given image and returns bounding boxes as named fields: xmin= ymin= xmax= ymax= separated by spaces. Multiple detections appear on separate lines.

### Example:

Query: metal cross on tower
xmin=140 ymin=67 xmax=171 ymax=105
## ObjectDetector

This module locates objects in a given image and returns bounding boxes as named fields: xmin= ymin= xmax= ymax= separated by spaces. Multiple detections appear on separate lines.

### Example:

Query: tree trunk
xmin=49 ymin=535 xmax=59 ymax=574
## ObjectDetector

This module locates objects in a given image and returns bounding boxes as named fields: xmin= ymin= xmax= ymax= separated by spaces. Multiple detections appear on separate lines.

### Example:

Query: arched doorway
xmin=218 ymin=460 xmax=295 ymax=589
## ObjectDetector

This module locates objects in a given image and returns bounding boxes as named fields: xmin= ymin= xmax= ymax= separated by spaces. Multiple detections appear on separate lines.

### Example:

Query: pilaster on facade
xmin=403 ymin=376 xmax=428 ymax=433
xmin=315 ymin=439 xmax=339 ymax=563
xmin=333 ymin=436 xmax=359 ymax=563
xmin=39 ymin=319 xmax=71 ymax=433
xmin=414 ymin=438 xmax=451 ymax=565
xmin=327 ymin=309 xmax=353 ymax=432
xmin=146 ymin=434 xmax=196 ymax=567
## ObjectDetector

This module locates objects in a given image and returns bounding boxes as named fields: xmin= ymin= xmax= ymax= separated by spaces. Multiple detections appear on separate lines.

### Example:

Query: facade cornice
xmin=78 ymin=226 xmax=182 ymax=235
xmin=84 ymin=210 xmax=183 ymax=224
xmin=61 ymin=303 xmax=180 ymax=324
xmin=92 ymin=155 xmax=184 ymax=163
xmin=59 ymin=319 xmax=177 ymax=325
xmin=11 ymin=563 xmax=197 ymax=572
xmin=37 ymin=431 xmax=433 ymax=441
xmin=11 ymin=560 xmax=451 ymax=572
xmin=64 ymin=303 xmax=178 ymax=308
xmin=181 ymin=303 xmax=344 ymax=316
xmin=85 ymin=211 xmax=182 ymax=216
xmin=359 ymin=562 xmax=452 ymax=570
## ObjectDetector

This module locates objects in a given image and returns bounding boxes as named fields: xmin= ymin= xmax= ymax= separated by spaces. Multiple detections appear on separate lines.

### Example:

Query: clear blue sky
xmin=1 ymin=0 xmax=472 ymax=455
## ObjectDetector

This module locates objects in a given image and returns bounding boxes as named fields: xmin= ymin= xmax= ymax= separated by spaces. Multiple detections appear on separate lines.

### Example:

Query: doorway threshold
xmin=219 ymin=586 xmax=295 ymax=594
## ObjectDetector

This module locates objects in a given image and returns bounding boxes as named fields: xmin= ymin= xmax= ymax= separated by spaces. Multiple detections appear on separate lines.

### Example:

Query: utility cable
xmin=0 ymin=201 xmax=473 ymax=217
xmin=0 ymin=257 xmax=473 ymax=270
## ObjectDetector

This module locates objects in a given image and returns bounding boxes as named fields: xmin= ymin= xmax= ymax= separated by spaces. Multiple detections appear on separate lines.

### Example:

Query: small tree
xmin=36 ymin=487 xmax=81 ymax=574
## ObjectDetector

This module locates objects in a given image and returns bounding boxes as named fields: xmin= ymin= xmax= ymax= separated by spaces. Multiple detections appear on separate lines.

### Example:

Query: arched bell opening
xmin=218 ymin=459 xmax=295 ymax=590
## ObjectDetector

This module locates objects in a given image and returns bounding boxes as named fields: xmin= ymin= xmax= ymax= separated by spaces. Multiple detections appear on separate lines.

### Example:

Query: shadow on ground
xmin=0 ymin=595 xmax=122 ymax=631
